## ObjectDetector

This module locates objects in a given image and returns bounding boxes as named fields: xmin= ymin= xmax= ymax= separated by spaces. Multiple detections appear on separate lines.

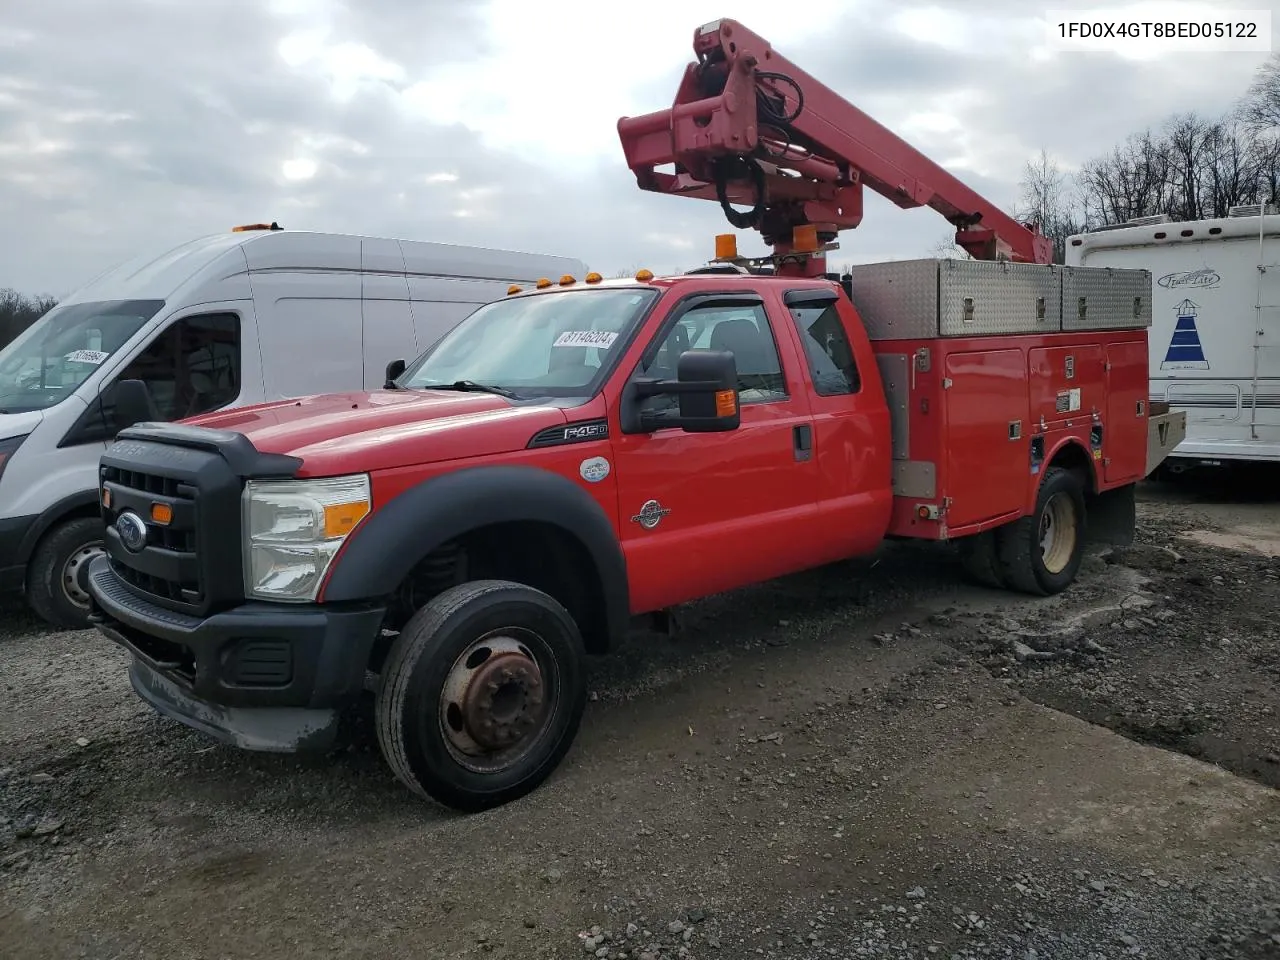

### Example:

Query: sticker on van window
xmin=65 ymin=349 xmax=109 ymax=365
xmin=554 ymin=330 xmax=618 ymax=349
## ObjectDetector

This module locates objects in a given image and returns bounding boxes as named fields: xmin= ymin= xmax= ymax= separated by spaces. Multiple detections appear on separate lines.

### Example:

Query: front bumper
xmin=86 ymin=555 xmax=386 ymax=752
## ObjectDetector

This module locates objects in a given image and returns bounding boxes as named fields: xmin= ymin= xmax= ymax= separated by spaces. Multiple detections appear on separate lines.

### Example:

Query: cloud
xmin=0 ymin=0 xmax=1272 ymax=297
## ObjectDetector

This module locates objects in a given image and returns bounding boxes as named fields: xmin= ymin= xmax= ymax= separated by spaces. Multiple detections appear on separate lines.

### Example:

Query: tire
xmin=375 ymin=579 xmax=588 ymax=812
xmin=956 ymin=530 xmax=1006 ymax=589
xmin=994 ymin=466 xmax=1087 ymax=596
xmin=26 ymin=517 xmax=106 ymax=630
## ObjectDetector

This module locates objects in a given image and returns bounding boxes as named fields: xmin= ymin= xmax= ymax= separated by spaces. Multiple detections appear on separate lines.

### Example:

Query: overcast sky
xmin=0 ymin=0 xmax=1272 ymax=297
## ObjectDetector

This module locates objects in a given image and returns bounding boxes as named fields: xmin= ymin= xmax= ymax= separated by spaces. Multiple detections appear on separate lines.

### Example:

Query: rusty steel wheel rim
xmin=1039 ymin=492 xmax=1078 ymax=576
xmin=438 ymin=628 xmax=555 ymax=774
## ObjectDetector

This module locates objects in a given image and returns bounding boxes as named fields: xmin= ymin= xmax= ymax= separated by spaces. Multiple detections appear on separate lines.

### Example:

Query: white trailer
xmin=1066 ymin=205 xmax=1280 ymax=471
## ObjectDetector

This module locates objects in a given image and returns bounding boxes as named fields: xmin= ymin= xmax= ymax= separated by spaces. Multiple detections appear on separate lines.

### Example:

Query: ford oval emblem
xmin=116 ymin=511 xmax=148 ymax=553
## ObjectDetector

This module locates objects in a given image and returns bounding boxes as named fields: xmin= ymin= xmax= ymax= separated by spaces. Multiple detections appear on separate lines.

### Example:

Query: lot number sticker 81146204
xmin=554 ymin=330 xmax=618 ymax=348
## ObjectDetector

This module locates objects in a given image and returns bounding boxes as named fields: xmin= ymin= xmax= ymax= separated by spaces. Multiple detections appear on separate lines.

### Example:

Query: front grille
xmin=101 ymin=465 xmax=203 ymax=607
xmin=113 ymin=564 xmax=198 ymax=605
xmin=98 ymin=423 xmax=301 ymax=617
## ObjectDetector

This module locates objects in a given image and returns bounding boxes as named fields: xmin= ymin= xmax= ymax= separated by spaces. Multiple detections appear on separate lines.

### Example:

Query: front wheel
xmin=26 ymin=517 xmax=106 ymax=630
xmin=994 ymin=466 xmax=1087 ymax=596
xmin=375 ymin=580 xmax=587 ymax=812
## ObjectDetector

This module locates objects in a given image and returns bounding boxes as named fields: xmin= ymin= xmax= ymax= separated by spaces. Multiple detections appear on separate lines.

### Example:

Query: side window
xmin=115 ymin=313 xmax=241 ymax=420
xmin=636 ymin=302 xmax=788 ymax=418
xmin=787 ymin=299 xmax=861 ymax=396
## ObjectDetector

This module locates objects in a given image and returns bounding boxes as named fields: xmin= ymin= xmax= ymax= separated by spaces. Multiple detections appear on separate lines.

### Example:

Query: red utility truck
xmin=85 ymin=19 xmax=1185 ymax=811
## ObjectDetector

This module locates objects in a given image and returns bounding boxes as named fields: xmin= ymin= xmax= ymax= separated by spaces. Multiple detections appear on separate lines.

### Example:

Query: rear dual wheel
xmin=374 ymin=580 xmax=587 ymax=812
xmin=959 ymin=466 xmax=1087 ymax=596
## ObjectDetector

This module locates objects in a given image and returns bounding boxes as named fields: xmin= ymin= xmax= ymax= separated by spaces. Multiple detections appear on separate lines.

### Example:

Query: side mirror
xmin=102 ymin=379 xmax=158 ymax=433
xmin=635 ymin=349 xmax=740 ymax=433
xmin=384 ymin=358 xmax=406 ymax=388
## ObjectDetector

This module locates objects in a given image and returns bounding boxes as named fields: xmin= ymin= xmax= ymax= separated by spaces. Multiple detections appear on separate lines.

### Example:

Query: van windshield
xmin=398 ymin=286 xmax=659 ymax=398
xmin=0 ymin=299 xmax=165 ymax=413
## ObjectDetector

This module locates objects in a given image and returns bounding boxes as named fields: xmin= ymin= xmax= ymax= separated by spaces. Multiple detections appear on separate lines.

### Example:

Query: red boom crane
xmin=617 ymin=18 xmax=1054 ymax=276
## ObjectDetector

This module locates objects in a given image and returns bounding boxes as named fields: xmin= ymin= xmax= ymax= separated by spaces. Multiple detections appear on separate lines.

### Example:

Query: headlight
xmin=242 ymin=474 xmax=371 ymax=602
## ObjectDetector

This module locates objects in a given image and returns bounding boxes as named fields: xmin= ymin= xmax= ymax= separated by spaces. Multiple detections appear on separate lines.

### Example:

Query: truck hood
xmin=0 ymin=409 xmax=44 ymax=442
xmin=183 ymin=389 xmax=569 ymax=475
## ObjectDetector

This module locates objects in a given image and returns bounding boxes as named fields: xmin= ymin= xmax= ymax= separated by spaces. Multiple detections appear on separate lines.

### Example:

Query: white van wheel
xmin=27 ymin=517 xmax=105 ymax=630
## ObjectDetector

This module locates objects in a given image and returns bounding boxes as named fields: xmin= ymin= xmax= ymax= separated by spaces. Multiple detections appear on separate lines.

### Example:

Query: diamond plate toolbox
xmin=1060 ymin=265 xmax=1152 ymax=331
xmin=845 ymin=259 xmax=1061 ymax=339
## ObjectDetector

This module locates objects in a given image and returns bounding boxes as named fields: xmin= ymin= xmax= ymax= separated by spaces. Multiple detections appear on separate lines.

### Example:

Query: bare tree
xmin=1241 ymin=52 xmax=1280 ymax=132
xmin=926 ymin=233 xmax=972 ymax=259
xmin=1075 ymin=111 xmax=1280 ymax=226
xmin=1077 ymin=130 xmax=1173 ymax=226
xmin=1015 ymin=149 xmax=1083 ymax=263
xmin=0 ymin=289 xmax=58 ymax=349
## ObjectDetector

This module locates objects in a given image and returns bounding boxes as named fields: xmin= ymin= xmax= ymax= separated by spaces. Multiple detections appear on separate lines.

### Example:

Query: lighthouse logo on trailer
xmin=1161 ymin=299 xmax=1209 ymax=371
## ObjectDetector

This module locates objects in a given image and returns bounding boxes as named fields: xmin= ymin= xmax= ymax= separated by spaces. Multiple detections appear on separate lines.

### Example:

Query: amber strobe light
xmin=150 ymin=503 xmax=173 ymax=525
xmin=792 ymin=224 xmax=819 ymax=253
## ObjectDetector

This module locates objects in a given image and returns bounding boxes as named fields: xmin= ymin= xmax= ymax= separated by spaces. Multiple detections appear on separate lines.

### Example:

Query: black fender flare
xmin=18 ymin=490 xmax=102 ymax=564
xmin=321 ymin=465 xmax=630 ymax=649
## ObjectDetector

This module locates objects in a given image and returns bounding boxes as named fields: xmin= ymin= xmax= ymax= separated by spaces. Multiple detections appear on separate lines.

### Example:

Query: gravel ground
xmin=1 ymin=476 xmax=1278 ymax=959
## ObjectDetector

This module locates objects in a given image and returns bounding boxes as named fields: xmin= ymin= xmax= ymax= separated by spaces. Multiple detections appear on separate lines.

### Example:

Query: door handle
xmin=793 ymin=424 xmax=812 ymax=462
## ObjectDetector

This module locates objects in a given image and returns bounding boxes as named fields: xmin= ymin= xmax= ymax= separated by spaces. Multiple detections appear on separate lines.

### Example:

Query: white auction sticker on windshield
xmin=554 ymin=330 xmax=618 ymax=348
xmin=64 ymin=349 xmax=109 ymax=365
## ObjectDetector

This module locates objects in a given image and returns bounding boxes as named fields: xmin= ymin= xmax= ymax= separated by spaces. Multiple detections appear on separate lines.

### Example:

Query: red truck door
xmin=776 ymin=288 xmax=895 ymax=563
xmin=610 ymin=294 xmax=821 ymax=612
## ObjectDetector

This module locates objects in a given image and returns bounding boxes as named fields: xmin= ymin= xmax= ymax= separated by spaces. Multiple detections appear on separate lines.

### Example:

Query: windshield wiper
xmin=419 ymin=380 xmax=520 ymax=399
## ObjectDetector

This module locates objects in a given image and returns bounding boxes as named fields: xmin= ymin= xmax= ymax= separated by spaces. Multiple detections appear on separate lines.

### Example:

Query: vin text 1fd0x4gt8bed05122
xmin=84 ymin=18 xmax=1185 ymax=811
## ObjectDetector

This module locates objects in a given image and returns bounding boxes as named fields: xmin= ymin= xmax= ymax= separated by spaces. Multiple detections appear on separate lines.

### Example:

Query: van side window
xmin=115 ymin=313 xmax=241 ymax=420
xmin=786 ymin=300 xmax=861 ymax=395
xmin=638 ymin=302 xmax=788 ymax=420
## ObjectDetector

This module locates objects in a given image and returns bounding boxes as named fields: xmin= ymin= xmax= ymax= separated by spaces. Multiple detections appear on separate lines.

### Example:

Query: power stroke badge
xmin=630 ymin=499 xmax=671 ymax=530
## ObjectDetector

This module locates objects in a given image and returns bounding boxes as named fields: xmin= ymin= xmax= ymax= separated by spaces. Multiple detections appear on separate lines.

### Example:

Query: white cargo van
xmin=0 ymin=224 xmax=587 ymax=628
xmin=1066 ymin=205 xmax=1280 ymax=472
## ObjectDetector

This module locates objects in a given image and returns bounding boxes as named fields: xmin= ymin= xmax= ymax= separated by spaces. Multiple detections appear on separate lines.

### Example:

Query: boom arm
xmin=617 ymin=18 xmax=1053 ymax=275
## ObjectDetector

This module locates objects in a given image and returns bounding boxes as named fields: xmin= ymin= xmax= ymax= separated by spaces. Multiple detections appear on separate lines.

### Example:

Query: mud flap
xmin=1085 ymin=483 xmax=1135 ymax=548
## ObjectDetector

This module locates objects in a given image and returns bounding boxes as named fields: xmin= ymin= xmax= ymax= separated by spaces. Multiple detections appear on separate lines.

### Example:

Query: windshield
xmin=399 ymin=287 xmax=659 ymax=398
xmin=0 ymin=299 xmax=165 ymax=413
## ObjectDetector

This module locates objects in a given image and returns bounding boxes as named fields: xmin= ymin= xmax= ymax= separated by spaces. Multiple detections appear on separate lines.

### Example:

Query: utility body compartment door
xmin=1104 ymin=338 xmax=1151 ymax=483
xmin=609 ymin=293 xmax=820 ymax=613
xmin=943 ymin=348 xmax=1030 ymax=529
xmin=1029 ymin=344 xmax=1104 ymax=430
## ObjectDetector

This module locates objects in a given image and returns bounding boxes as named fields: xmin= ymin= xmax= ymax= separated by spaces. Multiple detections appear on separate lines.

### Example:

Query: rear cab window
xmin=784 ymin=295 xmax=861 ymax=396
